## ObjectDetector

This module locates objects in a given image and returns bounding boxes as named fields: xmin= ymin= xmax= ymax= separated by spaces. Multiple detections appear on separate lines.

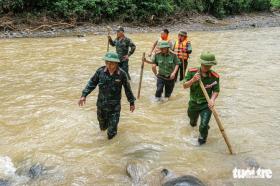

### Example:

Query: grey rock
xmin=28 ymin=163 xmax=44 ymax=179
xmin=0 ymin=179 xmax=9 ymax=186
xmin=161 ymin=169 xmax=206 ymax=186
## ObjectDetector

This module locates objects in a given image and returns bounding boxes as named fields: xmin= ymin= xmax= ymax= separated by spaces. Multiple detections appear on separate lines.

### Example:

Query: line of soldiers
xmin=78 ymin=27 xmax=220 ymax=145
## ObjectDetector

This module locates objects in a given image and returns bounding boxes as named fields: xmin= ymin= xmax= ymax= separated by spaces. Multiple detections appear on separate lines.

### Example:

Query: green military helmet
xmin=159 ymin=41 xmax=170 ymax=49
xmin=200 ymin=51 xmax=217 ymax=66
xmin=103 ymin=52 xmax=120 ymax=63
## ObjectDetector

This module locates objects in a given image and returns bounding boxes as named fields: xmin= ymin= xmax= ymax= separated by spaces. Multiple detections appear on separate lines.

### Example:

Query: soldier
xmin=108 ymin=27 xmax=136 ymax=79
xmin=143 ymin=41 xmax=180 ymax=101
xmin=183 ymin=51 xmax=220 ymax=145
xmin=148 ymin=28 xmax=173 ymax=57
xmin=172 ymin=30 xmax=192 ymax=81
xmin=78 ymin=52 xmax=136 ymax=140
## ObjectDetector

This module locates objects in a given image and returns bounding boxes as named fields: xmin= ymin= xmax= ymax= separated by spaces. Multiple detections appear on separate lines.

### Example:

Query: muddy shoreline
xmin=1 ymin=12 xmax=279 ymax=39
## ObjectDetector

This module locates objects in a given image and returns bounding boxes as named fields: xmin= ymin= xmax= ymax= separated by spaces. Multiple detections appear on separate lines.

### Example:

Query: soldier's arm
xmin=128 ymin=39 xmax=136 ymax=56
xmin=183 ymin=71 xmax=199 ymax=89
xmin=108 ymin=37 xmax=116 ymax=46
xmin=142 ymin=55 xmax=154 ymax=64
xmin=148 ymin=40 xmax=158 ymax=56
xmin=208 ymin=77 xmax=220 ymax=108
xmin=81 ymin=70 xmax=100 ymax=97
xmin=209 ymin=92 xmax=219 ymax=109
xmin=151 ymin=55 xmax=158 ymax=75
xmin=122 ymin=74 xmax=136 ymax=106
xmin=211 ymin=78 xmax=220 ymax=101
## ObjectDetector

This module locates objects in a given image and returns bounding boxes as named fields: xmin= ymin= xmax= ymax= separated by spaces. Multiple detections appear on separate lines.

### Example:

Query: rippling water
xmin=0 ymin=27 xmax=279 ymax=185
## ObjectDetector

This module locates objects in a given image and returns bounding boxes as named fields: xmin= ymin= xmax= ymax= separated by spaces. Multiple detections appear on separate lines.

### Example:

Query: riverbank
xmin=0 ymin=11 xmax=279 ymax=38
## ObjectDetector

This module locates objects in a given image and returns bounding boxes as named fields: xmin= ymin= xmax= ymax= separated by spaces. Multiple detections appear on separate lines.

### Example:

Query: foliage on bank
xmin=0 ymin=0 xmax=277 ymax=22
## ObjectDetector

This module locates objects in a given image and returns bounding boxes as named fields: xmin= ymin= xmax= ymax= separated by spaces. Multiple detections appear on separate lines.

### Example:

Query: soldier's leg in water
xmin=97 ymin=107 xmax=108 ymax=131
xmin=198 ymin=108 xmax=212 ymax=144
xmin=187 ymin=108 xmax=199 ymax=127
xmin=155 ymin=78 xmax=164 ymax=98
xmin=107 ymin=111 xmax=120 ymax=140
xmin=164 ymin=79 xmax=175 ymax=98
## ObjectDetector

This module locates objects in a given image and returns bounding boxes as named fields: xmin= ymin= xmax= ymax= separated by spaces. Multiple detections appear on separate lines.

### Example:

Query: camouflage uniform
xmin=109 ymin=37 xmax=136 ymax=79
xmin=81 ymin=65 xmax=135 ymax=139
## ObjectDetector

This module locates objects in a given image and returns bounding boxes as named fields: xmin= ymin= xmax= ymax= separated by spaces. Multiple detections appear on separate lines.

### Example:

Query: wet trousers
xmin=187 ymin=102 xmax=212 ymax=140
xmin=97 ymin=105 xmax=120 ymax=139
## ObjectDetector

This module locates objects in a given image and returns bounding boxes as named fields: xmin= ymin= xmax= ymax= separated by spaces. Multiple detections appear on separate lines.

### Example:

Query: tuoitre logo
xmin=233 ymin=167 xmax=272 ymax=179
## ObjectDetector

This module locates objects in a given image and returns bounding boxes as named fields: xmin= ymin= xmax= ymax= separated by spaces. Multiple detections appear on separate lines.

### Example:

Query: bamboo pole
xmin=137 ymin=52 xmax=145 ymax=99
xmin=181 ymin=43 xmax=186 ymax=79
xmin=199 ymin=79 xmax=233 ymax=154
xmin=106 ymin=26 xmax=111 ymax=52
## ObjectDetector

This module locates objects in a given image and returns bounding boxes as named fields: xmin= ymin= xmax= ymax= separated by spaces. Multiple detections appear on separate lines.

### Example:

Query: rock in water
xmin=29 ymin=163 xmax=43 ymax=179
xmin=0 ymin=179 xmax=9 ymax=186
xmin=126 ymin=160 xmax=149 ymax=184
xmin=161 ymin=169 xmax=206 ymax=186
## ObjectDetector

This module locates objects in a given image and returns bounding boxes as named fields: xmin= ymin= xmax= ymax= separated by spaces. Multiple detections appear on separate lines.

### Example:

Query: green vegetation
xmin=271 ymin=0 xmax=280 ymax=8
xmin=0 ymin=0 xmax=277 ymax=22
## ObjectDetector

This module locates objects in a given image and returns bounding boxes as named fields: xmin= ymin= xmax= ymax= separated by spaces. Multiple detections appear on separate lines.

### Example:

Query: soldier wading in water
xmin=78 ymin=52 xmax=136 ymax=140
xmin=108 ymin=27 xmax=136 ymax=80
xmin=183 ymin=52 xmax=220 ymax=145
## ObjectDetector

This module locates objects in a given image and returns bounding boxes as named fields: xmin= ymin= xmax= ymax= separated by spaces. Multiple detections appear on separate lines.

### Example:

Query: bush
xmin=271 ymin=0 xmax=280 ymax=8
xmin=0 ymin=0 xmax=275 ymax=21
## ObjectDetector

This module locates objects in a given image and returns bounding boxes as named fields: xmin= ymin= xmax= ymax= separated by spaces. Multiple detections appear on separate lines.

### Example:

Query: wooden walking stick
xmin=106 ymin=26 xmax=111 ymax=52
xmin=137 ymin=52 xmax=145 ymax=99
xmin=181 ymin=43 xmax=186 ymax=79
xmin=199 ymin=80 xmax=233 ymax=154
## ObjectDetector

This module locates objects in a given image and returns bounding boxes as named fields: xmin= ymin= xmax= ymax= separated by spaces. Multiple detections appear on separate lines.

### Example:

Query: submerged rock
xmin=0 ymin=179 xmax=9 ymax=186
xmin=126 ymin=160 xmax=206 ymax=186
xmin=161 ymin=169 xmax=206 ymax=186
xmin=28 ymin=163 xmax=44 ymax=179
xmin=126 ymin=160 xmax=149 ymax=185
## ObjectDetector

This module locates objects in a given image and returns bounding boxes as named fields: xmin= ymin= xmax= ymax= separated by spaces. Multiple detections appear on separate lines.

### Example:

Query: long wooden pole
xmin=137 ymin=52 xmax=145 ymax=99
xmin=107 ymin=26 xmax=110 ymax=52
xmin=199 ymin=80 xmax=233 ymax=154
xmin=181 ymin=43 xmax=186 ymax=79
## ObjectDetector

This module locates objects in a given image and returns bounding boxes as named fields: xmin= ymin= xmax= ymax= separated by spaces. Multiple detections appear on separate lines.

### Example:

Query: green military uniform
xmin=184 ymin=52 xmax=220 ymax=144
xmin=109 ymin=28 xmax=136 ymax=79
xmin=152 ymin=41 xmax=180 ymax=98
xmin=81 ymin=52 xmax=135 ymax=139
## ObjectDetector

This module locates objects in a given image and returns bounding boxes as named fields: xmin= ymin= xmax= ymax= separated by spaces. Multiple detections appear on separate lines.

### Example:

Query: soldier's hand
xmin=191 ymin=73 xmax=200 ymax=83
xmin=208 ymin=100 xmax=215 ymax=109
xmin=142 ymin=55 xmax=146 ymax=62
xmin=170 ymin=72 xmax=176 ymax=80
xmin=78 ymin=97 xmax=86 ymax=107
xmin=107 ymin=35 xmax=112 ymax=40
xmin=130 ymin=105 xmax=135 ymax=112
xmin=123 ymin=55 xmax=129 ymax=61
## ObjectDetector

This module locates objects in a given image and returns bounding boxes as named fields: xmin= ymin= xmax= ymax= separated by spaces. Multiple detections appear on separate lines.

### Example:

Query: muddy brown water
xmin=0 ymin=27 xmax=279 ymax=185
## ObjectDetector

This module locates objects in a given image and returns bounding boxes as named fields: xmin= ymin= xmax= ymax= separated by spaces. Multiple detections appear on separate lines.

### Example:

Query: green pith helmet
xmin=159 ymin=41 xmax=170 ymax=49
xmin=178 ymin=30 xmax=187 ymax=36
xmin=116 ymin=26 xmax=124 ymax=32
xmin=200 ymin=51 xmax=217 ymax=66
xmin=103 ymin=52 xmax=120 ymax=63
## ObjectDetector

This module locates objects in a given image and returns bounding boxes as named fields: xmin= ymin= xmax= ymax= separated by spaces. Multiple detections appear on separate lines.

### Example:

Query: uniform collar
xmin=199 ymin=68 xmax=211 ymax=77
xmin=104 ymin=67 xmax=121 ymax=75
xmin=160 ymin=51 xmax=170 ymax=56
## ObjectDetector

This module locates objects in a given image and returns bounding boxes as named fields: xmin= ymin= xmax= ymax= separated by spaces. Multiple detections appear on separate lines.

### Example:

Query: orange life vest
xmin=174 ymin=38 xmax=189 ymax=60
xmin=153 ymin=36 xmax=172 ymax=54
